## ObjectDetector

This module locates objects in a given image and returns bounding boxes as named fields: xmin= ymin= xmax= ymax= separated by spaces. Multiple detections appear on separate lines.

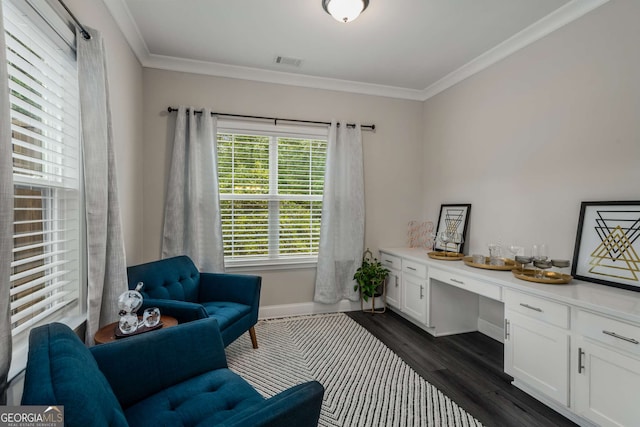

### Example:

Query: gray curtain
xmin=162 ymin=106 xmax=224 ymax=272
xmin=314 ymin=121 xmax=365 ymax=303
xmin=0 ymin=2 xmax=12 ymax=404
xmin=78 ymin=28 xmax=127 ymax=345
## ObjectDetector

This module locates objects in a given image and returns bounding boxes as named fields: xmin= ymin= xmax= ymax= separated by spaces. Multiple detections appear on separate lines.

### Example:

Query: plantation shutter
xmin=4 ymin=0 xmax=81 ymax=339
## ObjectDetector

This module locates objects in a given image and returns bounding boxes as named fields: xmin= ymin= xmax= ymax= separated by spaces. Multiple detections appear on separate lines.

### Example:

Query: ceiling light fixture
xmin=322 ymin=0 xmax=369 ymax=23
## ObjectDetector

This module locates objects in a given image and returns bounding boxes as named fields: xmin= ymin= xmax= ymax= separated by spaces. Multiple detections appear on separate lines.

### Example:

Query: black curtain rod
xmin=57 ymin=0 xmax=91 ymax=40
xmin=167 ymin=107 xmax=375 ymax=131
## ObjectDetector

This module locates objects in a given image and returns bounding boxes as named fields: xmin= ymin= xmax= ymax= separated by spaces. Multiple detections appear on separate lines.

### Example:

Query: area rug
xmin=226 ymin=313 xmax=483 ymax=427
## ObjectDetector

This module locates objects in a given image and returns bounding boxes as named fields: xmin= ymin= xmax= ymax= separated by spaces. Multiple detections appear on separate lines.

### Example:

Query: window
xmin=217 ymin=122 xmax=327 ymax=265
xmin=4 ymin=0 xmax=81 ymax=344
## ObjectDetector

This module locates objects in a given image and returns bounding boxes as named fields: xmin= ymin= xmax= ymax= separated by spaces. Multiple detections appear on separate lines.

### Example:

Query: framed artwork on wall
xmin=571 ymin=201 xmax=640 ymax=292
xmin=434 ymin=204 xmax=471 ymax=254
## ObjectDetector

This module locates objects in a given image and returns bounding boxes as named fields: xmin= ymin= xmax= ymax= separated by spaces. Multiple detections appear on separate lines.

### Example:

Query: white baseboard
xmin=258 ymin=300 xmax=361 ymax=319
xmin=478 ymin=318 xmax=504 ymax=343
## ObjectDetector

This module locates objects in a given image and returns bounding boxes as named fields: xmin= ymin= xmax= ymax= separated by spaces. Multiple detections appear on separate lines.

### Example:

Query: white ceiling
xmin=104 ymin=0 xmax=608 ymax=100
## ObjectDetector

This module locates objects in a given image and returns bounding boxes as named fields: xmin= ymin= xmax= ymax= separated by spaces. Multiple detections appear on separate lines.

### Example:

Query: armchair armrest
xmin=198 ymin=273 xmax=261 ymax=308
xmin=221 ymin=381 xmax=324 ymax=427
xmin=91 ymin=318 xmax=227 ymax=408
xmin=141 ymin=298 xmax=208 ymax=323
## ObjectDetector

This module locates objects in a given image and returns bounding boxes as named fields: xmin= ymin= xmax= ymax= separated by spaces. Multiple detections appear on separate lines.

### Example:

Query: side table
xmin=94 ymin=315 xmax=178 ymax=344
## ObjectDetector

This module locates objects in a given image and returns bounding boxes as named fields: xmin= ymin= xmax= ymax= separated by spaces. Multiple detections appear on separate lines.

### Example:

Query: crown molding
xmin=103 ymin=0 xmax=150 ymax=61
xmin=144 ymin=54 xmax=427 ymax=101
xmin=104 ymin=0 xmax=609 ymax=102
xmin=420 ymin=0 xmax=610 ymax=100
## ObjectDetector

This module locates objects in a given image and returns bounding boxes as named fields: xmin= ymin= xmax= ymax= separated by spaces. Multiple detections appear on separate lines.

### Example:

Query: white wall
xmin=422 ymin=0 xmax=640 ymax=328
xmin=422 ymin=0 xmax=639 ymax=260
xmin=141 ymin=69 xmax=423 ymax=305
xmin=66 ymin=0 xmax=145 ymax=264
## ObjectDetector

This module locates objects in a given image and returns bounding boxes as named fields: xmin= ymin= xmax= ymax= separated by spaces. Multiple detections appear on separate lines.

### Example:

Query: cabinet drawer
xmin=402 ymin=259 xmax=427 ymax=278
xmin=576 ymin=310 xmax=640 ymax=356
xmin=429 ymin=267 xmax=501 ymax=300
xmin=379 ymin=252 xmax=401 ymax=271
xmin=504 ymin=289 xmax=569 ymax=329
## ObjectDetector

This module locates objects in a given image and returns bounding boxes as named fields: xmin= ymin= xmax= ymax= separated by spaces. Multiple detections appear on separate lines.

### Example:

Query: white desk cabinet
xmin=504 ymin=289 xmax=570 ymax=405
xmin=379 ymin=247 xmax=640 ymax=427
xmin=573 ymin=310 xmax=640 ymax=427
xmin=380 ymin=252 xmax=402 ymax=310
xmin=385 ymin=267 xmax=402 ymax=309
xmin=401 ymin=257 xmax=429 ymax=323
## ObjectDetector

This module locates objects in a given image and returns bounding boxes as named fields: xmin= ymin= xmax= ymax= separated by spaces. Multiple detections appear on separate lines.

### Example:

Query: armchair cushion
xmin=123 ymin=370 xmax=264 ymax=427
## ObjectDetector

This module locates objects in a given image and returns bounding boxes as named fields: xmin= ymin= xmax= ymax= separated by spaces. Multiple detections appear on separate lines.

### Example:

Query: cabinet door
xmin=504 ymin=310 xmax=569 ymax=405
xmin=385 ymin=268 xmax=402 ymax=309
xmin=574 ymin=338 xmax=640 ymax=427
xmin=402 ymin=274 xmax=427 ymax=323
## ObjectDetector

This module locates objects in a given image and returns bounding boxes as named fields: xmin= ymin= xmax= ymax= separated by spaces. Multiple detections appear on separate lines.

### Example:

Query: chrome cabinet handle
xmin=450 ymin=278 xmax=464 ymax=285
xmin=578 ymin=347 xmax=585 ymax=373
xmin=384 ymin=259 xmax=394 ymax=264
xmin=420 ymin=285 xmax=424 ymax=299
xmin=407 ymin=266 xmax=417 ymax=271
xmin=504 ymin=319 xmax=510 ymax=340
xmin=395 ymin=276 xmax=399 ymax=287
xmin=519 ymin=303 xmax=543 ymax=313
xmin=603 ymin=330 xmax=640 ymax=344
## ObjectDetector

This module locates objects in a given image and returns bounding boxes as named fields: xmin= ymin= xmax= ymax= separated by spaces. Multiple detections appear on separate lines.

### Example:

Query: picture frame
xmin=571 ymin=201 xmax=640 ymax=292
xmin=434 ymin=204 xmax=471 ymax=254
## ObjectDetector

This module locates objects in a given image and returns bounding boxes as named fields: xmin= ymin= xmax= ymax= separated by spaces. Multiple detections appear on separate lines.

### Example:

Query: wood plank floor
xmin=346 ymin=309 xmax=577 ymax=427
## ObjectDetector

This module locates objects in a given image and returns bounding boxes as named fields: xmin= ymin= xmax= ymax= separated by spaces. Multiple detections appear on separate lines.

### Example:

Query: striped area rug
xmin=226 ymin=313 xmax=482 ymax=427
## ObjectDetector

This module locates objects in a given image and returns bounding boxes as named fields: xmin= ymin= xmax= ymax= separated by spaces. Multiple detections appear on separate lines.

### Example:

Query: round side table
xmin=94 ymin=315 xmax=178 ymax=344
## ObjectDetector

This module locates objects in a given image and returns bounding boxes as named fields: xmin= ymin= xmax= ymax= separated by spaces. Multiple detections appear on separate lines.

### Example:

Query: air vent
xmin=274 ymin=55 xmax=303 ymax=68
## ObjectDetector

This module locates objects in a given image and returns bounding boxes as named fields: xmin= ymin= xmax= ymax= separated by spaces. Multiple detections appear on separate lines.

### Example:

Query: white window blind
xmin=3 ymin=0 xmax=81 ymax=339
xmin=218 ymin=123 xmax=327 ymax=264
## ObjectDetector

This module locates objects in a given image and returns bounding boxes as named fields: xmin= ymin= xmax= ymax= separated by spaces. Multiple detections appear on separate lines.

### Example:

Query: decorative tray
xmin=114 ymin=321 xmax=164 ymax=339
xmin=428 ymin=251 xmax=464 ymax=261
xmin=512 ymin=269 xmax=573 ymax=285
xmin=463 ymin=256 xmax=516 ymax=271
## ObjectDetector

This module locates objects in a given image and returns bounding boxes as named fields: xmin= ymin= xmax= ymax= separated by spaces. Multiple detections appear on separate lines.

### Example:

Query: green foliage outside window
xmin=218 ymin=132 xmax=326 ymax=260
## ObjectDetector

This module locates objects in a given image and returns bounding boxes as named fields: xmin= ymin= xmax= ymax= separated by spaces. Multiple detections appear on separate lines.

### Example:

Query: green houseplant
xmin=353 ymin=249 xmax=389 ymax=312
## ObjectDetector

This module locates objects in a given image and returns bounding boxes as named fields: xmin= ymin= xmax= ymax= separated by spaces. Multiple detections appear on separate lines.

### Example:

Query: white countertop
xmin=380 ymin=247 xmax=640 ymax=324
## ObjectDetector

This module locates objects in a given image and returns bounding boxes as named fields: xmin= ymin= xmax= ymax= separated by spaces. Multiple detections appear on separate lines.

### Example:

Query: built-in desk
xmin=380 ymin=247 xmax=640 ymax=427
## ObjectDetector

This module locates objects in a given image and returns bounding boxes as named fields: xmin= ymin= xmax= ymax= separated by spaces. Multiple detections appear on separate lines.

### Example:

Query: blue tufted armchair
xmin=126 ymin=256 xmax=261 ymax=348
xmin=22 ymin=318 xmax=325 ymax=426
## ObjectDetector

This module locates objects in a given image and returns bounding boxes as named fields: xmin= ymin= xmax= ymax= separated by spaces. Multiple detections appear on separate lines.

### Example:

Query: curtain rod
xmin=56 ymin=0 xmax=91 ymax=40
xmin=167 ymin=107 xmax=375 ymax=131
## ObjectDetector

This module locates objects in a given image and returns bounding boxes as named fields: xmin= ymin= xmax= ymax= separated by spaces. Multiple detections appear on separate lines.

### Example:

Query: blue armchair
xmin=127 ymin=256 xmax=261 ymax=348
xmin=22 ymin=318 xmax=324 ymax=427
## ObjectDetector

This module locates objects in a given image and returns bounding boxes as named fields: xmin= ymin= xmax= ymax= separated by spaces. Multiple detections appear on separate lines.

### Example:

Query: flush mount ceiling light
xmin=322 ymin=0 xmax=369 ymax=23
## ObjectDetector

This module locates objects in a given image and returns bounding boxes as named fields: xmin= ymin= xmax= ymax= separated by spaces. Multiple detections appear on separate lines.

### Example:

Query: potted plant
xmin=353 ymin=249 xmax=389 ymax=313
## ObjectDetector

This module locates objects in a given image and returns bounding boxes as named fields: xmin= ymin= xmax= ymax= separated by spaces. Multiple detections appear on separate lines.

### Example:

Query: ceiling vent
xmin=274 ymin=55 xmax=303 ymax=68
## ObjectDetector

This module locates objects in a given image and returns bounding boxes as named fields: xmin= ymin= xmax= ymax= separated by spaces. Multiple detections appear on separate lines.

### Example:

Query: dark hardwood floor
xmin=346 ymin=309 xmax=577 ymax=427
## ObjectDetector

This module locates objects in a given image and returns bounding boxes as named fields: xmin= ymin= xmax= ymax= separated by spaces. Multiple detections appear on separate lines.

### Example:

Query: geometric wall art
xmin=571 ymin=201 xmax=640 ymax=292
xmin=434 ymin=204 xmax=471 ymax=254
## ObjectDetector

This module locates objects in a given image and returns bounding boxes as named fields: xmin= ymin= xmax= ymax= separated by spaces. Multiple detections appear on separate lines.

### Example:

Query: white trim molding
xmin=103 ymin=0 xmax=609 ymax=100
xmin=259 ymin=300 xmax=361 ymax=320
xmin=421 ymin=0 xmax=610 ymax=100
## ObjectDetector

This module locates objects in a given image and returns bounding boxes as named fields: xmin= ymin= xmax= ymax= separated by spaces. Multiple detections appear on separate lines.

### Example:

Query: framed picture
xmin=571 ymin=201 xmax=640 ymax=292
xmin=434 ymin=204 xmax=471 ymax=254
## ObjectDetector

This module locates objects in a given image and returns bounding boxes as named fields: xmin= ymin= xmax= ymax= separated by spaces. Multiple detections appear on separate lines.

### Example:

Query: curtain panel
xmin=78 ymin=28 xmax=128 ymax=345
xmin=0 ymin=1 xmax=12 ymax=404
xmin=162 ymin=106 xmax=224 ymax=272
xmin=314 ymin=121 xmax=365 ymax=304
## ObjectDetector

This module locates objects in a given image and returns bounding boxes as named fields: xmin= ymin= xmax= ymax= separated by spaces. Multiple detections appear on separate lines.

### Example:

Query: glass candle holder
xmin=143 ymin=307 xmax=161 ymax=328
